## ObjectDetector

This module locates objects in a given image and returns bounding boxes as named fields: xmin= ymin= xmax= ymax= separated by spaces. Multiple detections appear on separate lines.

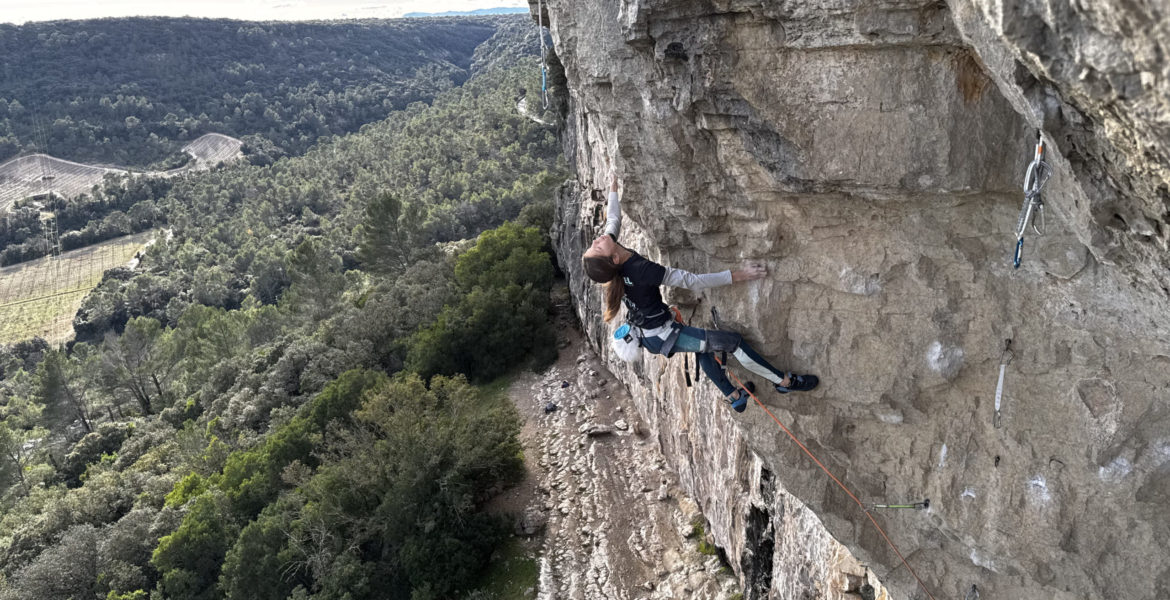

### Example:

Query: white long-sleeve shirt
xmin=603 ymin=190 xmax=622 ymax=238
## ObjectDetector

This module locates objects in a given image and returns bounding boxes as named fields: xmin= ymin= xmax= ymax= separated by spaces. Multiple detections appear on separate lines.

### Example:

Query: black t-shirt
xmin=620 ymin=251 xmax=670 ymax=328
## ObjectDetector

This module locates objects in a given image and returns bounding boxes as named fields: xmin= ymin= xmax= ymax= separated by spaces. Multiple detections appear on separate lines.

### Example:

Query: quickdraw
xmin=867 ymin=499 xmax=930 ymax=511
xmin=1013 ymin=130 xmax=1052 ymax=269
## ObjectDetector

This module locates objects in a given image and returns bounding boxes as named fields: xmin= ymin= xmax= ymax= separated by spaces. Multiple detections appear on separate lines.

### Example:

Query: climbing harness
xmin=536 ymin=0 xmax=550 ymax=110
xmin=867 ymin=499 xmax=930 ymax=511
xmin=655 ymin=306 xmax=692 ymax=359
xmin=993 ymin=339 xmax=1013 ymax=428
xmin=1013 ymin=130 xmax=1051 ymax=268
xmin=622 ymin=296 xmax=668 ymax=328
xmin=709 ymin=353 xmax=941 ymax=600
xmin=613 ymin=303 xmax=692 ymax=362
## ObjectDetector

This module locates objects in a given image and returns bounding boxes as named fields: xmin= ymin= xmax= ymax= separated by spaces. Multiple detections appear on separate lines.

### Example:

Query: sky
xmin=0 ymin=0 xmax=529 ymax=23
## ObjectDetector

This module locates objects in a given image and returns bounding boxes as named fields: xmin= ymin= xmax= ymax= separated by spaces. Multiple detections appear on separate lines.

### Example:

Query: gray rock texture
xmin=535 ymin=0 xmax=1170 ymax=599
xmin=946 ymin=0 xmax=1170 ymax=295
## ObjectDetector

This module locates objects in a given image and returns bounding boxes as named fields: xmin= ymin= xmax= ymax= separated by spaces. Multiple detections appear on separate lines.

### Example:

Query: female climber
xmin=581 ymin=172 xmax=819 ymax=413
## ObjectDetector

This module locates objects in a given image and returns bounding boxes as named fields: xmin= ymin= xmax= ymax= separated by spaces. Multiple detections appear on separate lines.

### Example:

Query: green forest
xmin=0 ymin=15 xmax=536 ymax=167
xmin=0 ymin=15 xmax=565 ymax=600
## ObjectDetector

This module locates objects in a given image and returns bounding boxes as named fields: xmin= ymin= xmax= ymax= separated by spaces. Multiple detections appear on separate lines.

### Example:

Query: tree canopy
xmin=0 ymin=14 xmax=563 ymax=600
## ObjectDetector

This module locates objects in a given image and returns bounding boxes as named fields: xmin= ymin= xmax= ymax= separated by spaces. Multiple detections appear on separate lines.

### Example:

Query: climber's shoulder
xmin=622 ymin=252 xmax=665 ymax=285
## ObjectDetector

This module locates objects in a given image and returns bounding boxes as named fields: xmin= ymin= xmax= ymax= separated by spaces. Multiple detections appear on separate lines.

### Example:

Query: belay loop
xmin=1013 ymin=130 xmax=1052 ymax=268
xmin=536 ymin=0 xmax=550 ymax=110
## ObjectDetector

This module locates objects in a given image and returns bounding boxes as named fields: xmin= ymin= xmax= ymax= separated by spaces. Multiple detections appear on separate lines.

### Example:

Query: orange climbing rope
xmin=712 ymin=356 xmax=940 ymax=600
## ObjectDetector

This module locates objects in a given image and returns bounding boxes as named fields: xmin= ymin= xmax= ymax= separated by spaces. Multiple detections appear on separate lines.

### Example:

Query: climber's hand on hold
xmin=609 ymin=170 xmax=618 ymax=192
xmin=731 ymin=262 xmax=767 ymax=283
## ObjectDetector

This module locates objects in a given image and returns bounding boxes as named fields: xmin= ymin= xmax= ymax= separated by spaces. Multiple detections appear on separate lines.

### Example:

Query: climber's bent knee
xmin=705 ymin=330 xmax=742 ymax=353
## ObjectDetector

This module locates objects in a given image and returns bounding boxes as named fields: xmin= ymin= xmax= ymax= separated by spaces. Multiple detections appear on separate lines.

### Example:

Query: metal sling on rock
xmin=994 ymin=339 xmax=1013 ymax=428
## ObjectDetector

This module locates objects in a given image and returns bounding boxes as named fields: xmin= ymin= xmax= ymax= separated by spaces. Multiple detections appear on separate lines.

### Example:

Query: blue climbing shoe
xmin=774 ymin=373 xmax=818 ymax=394
xmin=729 ymin=381 xmax=755 ymax=413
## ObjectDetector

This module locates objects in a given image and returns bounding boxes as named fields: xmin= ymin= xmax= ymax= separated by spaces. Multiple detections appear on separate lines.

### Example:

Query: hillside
xmin=0 ymin=16 xmax=566 ymax=600
xmin=0 ymin=16 xmax=528 ymax=166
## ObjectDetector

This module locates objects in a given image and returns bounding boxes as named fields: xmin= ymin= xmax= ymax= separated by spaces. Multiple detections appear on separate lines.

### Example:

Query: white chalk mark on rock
xmin=927 ymin=341 xmax=964 ymax=379
xmin=1027 ymin=475 xmax=1051 ymax=504
xmin=1098 ymin=457 xmax=1131 ymax=483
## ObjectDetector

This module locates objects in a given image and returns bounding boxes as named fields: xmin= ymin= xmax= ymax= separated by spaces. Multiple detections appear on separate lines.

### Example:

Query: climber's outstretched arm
xmin=663 ymin=262 xmax=765 ymax=291
xmin=603 ymin=172 xmax=621 ymax=239
xmin=662 ymin=267 xmax=732 ymax=291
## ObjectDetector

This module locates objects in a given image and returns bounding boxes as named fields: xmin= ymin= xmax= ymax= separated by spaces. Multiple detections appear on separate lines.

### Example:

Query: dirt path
xmin=492 ymin=292 xmax=740 ymax=599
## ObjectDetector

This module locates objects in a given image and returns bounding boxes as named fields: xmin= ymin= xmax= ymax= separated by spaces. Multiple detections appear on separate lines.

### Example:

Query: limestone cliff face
xmin=538 ymin=1 xmax=1170 ymax=599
